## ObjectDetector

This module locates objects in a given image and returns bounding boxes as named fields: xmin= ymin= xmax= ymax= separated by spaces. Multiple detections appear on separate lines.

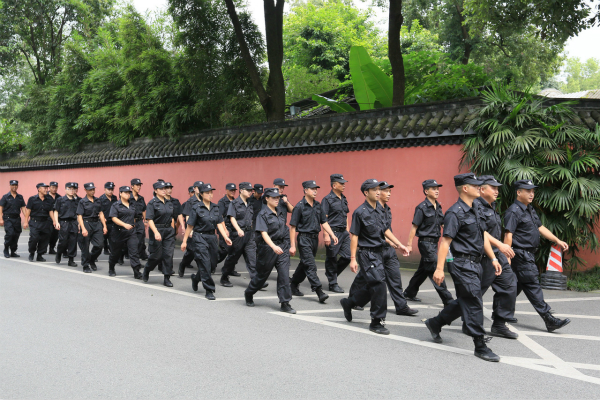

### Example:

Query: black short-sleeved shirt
xmin=146 ymin=197 xmax=174 ymax=225
xmin=98 ymin=194 xmax=117 ymax=223
xmin=48 ymin=193 xmax=61 ymax=207
xmin=350 ymin=200 xmax=386 ymax=248
xmin=321 ymin=191 xmax=349 ymax=229
xmin=504 ymin=200 xmax=543 ymax=249
xmin=169 ymin=197 xmax=182 ymax=220
xmin=26 ymin=195 xmax=54 ymax=218
xmin=182 ymin=195 xmax=200 ymax=217
xmin=0 ymin=192 xmax=26 ymax=216
xmin=218 ymin=195 xmax=234 ymax=231
xmin=54 ymin=195 xmax=79 ymax=220
xmin=247 ymin=196 xmax=263 ymax=228
xmin=378 ymin=202 xmax=393 ymax=232
xmin=412 ymin=199 xmax=444 ymax=238
xmin=130 ymin=193 xmax=146 ymax=219
xmin=290 ymin=197 xmax=326 ymax=234
xmin=76 ymin=196 xmax=102 ymax=218
xmin=188 ymin=202 xmax=223 ymax=233
xmin=227 ymin=196 xmax=254 ymax=231
xmin=443 ymin=198 xmax=487 ymax=256
xmin=255 ymin=206 xmax=288 ymax=244
xmin=109 ymin=200 xmax=136 ymax=225
xmin=475 ymin=197 xmax=502 ymax=241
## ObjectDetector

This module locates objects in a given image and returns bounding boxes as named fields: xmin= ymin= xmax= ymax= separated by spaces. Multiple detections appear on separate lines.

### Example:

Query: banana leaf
xmin=311 ymin=95 xmax=355 ymax=113
xmin=349 ymin=46 xmax=376 ymax=110
xmin=361 ymin=62 xmax=393 ymax=108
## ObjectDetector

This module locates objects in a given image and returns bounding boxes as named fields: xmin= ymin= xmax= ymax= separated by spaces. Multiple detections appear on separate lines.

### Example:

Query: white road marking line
xmin=485 ymin=296 xmax=600 ymax=306
xmin=515 ymin=311 xmax=600 ymax=320
xmin=295 ymin=304 xmax=443 ymax=314
xmin=214 ymin=293 xmax=348 ymax=302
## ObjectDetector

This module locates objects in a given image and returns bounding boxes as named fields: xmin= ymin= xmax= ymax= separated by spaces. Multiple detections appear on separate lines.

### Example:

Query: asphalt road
xmin=2 ymin=232 xmax=600 ymax=399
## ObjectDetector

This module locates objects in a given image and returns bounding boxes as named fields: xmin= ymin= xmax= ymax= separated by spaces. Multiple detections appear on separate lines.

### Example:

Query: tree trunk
xmin=453 ymin=0 xmax=471 ymax=65
xmin=224 ymin=0 xmax=286 ymax=121
xmin=388 ymin=0 xmax=405 ymax=106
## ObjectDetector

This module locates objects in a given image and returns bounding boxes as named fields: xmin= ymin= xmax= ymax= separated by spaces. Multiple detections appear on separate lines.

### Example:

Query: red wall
xmin=4 ymin=144 xmax=599 ymax=269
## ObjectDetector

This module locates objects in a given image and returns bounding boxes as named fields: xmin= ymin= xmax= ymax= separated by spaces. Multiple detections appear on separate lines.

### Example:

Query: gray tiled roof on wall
xmin=1 ymin=97 xmax=599 ymax=172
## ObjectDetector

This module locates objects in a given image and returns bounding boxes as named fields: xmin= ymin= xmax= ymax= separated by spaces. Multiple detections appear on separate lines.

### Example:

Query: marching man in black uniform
xmin=504 ymin=179 xmax=571 ymax=332
xmin=52 ymin=182 xmax=80 ymax=267
xmin=47 ymin=181 xmax=60 ymax=254
xmin=289 ymin=180 xmax=339 ymax=303
xmin=181 ymin=183 xmax=232 ymax=300
xmin=24 ymin=183 xmax=54 ymax=262
xmin=423 ymin=173 xmax=502 ymax=362
xmin=108 ymin=186 xmax=142 ymax=279
xmin=404 ymin=179 xmax=454 ymax=305
xmin=244 ymin=187 xmax=295 ymax=313
xmin=217 ymin=183 xmax=237 ymax=265
xmin=142 ymin=181 xmax=176 ymax=287
xmin=321 ymin=174 xmax=351 ymax=293
xmin=0 ymin=180 xmax=26 ymax=258
xmin=77 ymin=182 xmax=108 ymax=273
xmin=221 ymin=182 xmax=258 ymax=287
xmin=130 ymin=178 xmax=148 ymax=261
xmin=339 ymin=179 xmax=407 ymax=334
xmin=99 ymin=182 xmax=117 ymax=256
xmin=178 ymin=181 xmax=203 ymax=276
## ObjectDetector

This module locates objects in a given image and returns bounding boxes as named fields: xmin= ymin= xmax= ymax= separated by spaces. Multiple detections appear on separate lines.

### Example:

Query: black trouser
xmin=3 ymin=216 xmax=22 ymax=252
xmin=109 ymin=227 xmax=140 ymax=270
xmin=290 ymin=233 xmax=323 ymax=290
xmin=432 ymin=257 xmax=485 ymax=337
xmin=191 ymin=233 xmax=218 ymax=292
xmin=103 ymin=222 xmax=115 ymax=253
xmin=349 ymin=244 xmax=409 ymax=312
xmin=180 ymin=235 xmax=196 ymax=268
xmin=404 ymin=239 xmax=454 ymax=305
xmin=145 ymin=226 xmax=175 ymax=276
xmin=222 ymin=231 xmax=257 ymax=280
xmin=513 ymin=249 xmax=551 ymax=315
xmin=78 ymin=220 xmax=103 ymax=267
xmin=49 ymin=224 xmax=59 ymax=251
xmin=133 ymin=220 xmax=145 ymax=258
xmin=217 ymin=232 xmax=229 ymax=264
xmin=28 ymin=219 xmax=52 ymax=256
xmin=246 ymin=241 xmax=292 ymax=303
xmin=325 ymin=229 xmax=351 ymax=286
xmin=56 ymin=220 xmax=78 ymax=259
xmin=348 ymin=248 xmax=387 ymax=319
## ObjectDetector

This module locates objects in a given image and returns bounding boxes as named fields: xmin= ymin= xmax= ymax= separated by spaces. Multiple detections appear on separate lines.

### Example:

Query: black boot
xmin=290 ymin=281 xmax=304 ymax=296
xmin=230 ymin=270 xmax=241 ymax=277
xmin=49 ymin=248 xmax=56 ymax=255
xmin=220 ymin=276 xmax=233 ymax=287
xmin=90 ymin=261 xmax=97 ymax=271
xmin=177 ymin=262 xmax=185 ymax=278
xmin=396 ymin=306 xmax=419 ymax=316
xmin=133 ymin=267 xmax=142 ymax=280
xmin=55 ymin=252 xmax=61 ymax=264
xmin=10 ymin=250 xmax=19 ymax=257
xmin=329 ymin=283 xmax=344 ymax=293
xmin=259 ymin=282 xmax=269 ymax=290
xmin=163 ymin=275 xmax=173 ymax=287
xmin=205 ymin=290 xmax=216 ymax=300
xmin=142 ymin=265 xmax=150 ymax=282
xmin=36 ymin=254 xmax=46 ymax=262
xmin=340 ymin=298 xmax=353 ymax=322
xmin=543 ymin=312 xmax=571 ymax=332
xmin=103 ymin=248 xmax=110 ymax=255
xmin=68 ymin=258 xmax=77 ymax=267
xmin=108 ymin=266 xmax=116 ymax=277
xmin=191 ymin=274 xmax=198 ymax=291
xmin=404 ymin=291 xmax=421 ymax=302
xmin=424 ymin=318 xmax=443 ymax=343
xmin=83 ymin=265 xmax=92 ymax=273
xmin=315 ymin=287 xmax=329 ymax=303
xmin=3 ymin=246 xmax=10 ymax=258
xmin=369 ymin=318 xmax=390 ymax=335
xmin=28 ymin=253 xmax=34 ymax=261
xmin=490 ymin=321 xmax=518 ymax=339
xmin=280 ymin=302 xmax=296 ymax=314
xmin=473 ymin=336 xmax=500 ymax=362
xmin=245 ymin=292 xmax=254 ymax=307
xmin=118 ymin=256 xmax=124 ymax=266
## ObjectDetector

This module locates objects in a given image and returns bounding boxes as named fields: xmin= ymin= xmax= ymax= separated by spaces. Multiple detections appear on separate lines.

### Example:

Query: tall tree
xmin=388 ymin=0 xmax=405 ymax=106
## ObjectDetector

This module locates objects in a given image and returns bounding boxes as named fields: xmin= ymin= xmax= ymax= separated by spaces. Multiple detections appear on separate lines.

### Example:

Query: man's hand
xmin=272 ymin=245 xmax=283 ymax=255
xmin=82 ymin=228 xmax=88 ymax=237
xmin=103 ymin=227 xmax=107 ymax=235
xmin=237 ymin=229 xmax=245 ymax=237
xmin=144 ymin=220 xmax=148 ymax=226
xmin=124 ymin=223 xmax=133 ymax=230
xmin=498 ymin=242 xmax=515 ymax=259
xmin=23 ymin=222 xmax=28 ymax=229
xmin=398 ymin=244 xmax=410 ymax=257
xmin=349 ymin=259 xmax=358 ymax=273
xmin=331 ymin=235 xmax=338 ymax=245
xmin=0 ymin=218 xmax=4 ymax=227
xmin=225 ymin=237 xmax=232 ymax=246
xmin=181 ymin=242 xmax=187 ymax=252
xmin=493 ymin=260 xmax=502 ymax=276
xmin=54 ymin=222 xmax=61 ymax=230
xmin=323 ymin=235 xmax=331 ymax=247
xmin=281 ymin=195 xmax=287 ymax=204
xmin=556 ymin=240 xmax=569 ymax=252
xmin=155 ymin=232 xmax=162 ymax=241
xmin=406 ymin=245 xmax=412 ymax=254
xmin=289 ymin=246 xmax=296 ymax=256
xmin=433 ymin=269 xmax=445 ymax=285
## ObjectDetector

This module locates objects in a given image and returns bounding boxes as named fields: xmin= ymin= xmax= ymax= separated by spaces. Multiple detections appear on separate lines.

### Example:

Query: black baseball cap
xmin=330 ymin=174 xmax=348 ymax=183
xmin=199 ymin=183 xmax=215 ymax=193
xmin=104 ymin=182 xmax=115 ymax=189
xmin=239 ymin=182 xmax=253 ymax=191
xmin=360 ymin=179 xmax=384 ymax=192
xmin=119 ymin=186 xmax=132 ymax=193
xmin=131 ymin=178 xmax=142 ymax=186
xmin=65 ymin=182 xmax=76 ymax=188
xmin=226 ymin=183 xmax=237 ymax=191
xmin=36 ymin=182 xmax=49 ymax=188
xmin=83 ymin=182 xmax=96 ymax=190
xmin=264 ymin=188 xmax=284 ymax=198
xmin=380 ymin=181 xmax=394 ymax=189
xmin=193 ymin=181 xmax=204 ymax=188
xmin=514 ymin=179 xmax=538 ymax=190
xmin=479 ymin=175 xmax=502 ymax=187
xmin=273 ymin=178 xmax=288 ymax=187
xmin=302 ymin=180 xmax=320 ymax=189
xmin=72 ymin=182 xmax=79 ymax=189
xmin=253 ymin=183 xmax=264 ymax=194
xmin=153 ymin=181 xmax=167 ymax=190
xmin=10 ymin=180 xmax=18 ymax=185
xmin=454 ymin=173 xmax=484 ymax=186
xmin=188 ymin=186 xmax=194 ymax=193
xmin=49 ymin=181 xmax=58 ymax=187
xmin=164 ymin=182 xmax=173 ymax=188
xmin=422 ymin=179 xmax=442 ymax=189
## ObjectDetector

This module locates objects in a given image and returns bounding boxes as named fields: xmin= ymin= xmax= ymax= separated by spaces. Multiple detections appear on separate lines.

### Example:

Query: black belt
xmin=272 ymin=239 xmax=285 ymax=246
xmin=419 ymin=237 xmax=439 ymax=243
xmin=59 ymin=218 xmax=76 ymax=222
xmin=298 ymin=232 xmax=319 ymax=238
xmin=513 ymin=246 xmax=536 ymax=254
xmin=194 ymin=231 xmax=215 ymax=235
xmin=453 ymin=252 xmax=482 ymax=263
xmin=30 ymin=217 xmax=49 ymax=222
xmin=135 ymin=217 xmax=143 ymax=222
xmin=3 ymin=215 xmax=20 ymax=219
xmin=358 ymin=246 xmax=383 ymax=253
xmin=83 ymin=217 xmax=99 ymax=222
xmin=154 ymin=223 xmax=172 ymax=228
xmin=331 ymin=227 xmax=347 ymax=233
